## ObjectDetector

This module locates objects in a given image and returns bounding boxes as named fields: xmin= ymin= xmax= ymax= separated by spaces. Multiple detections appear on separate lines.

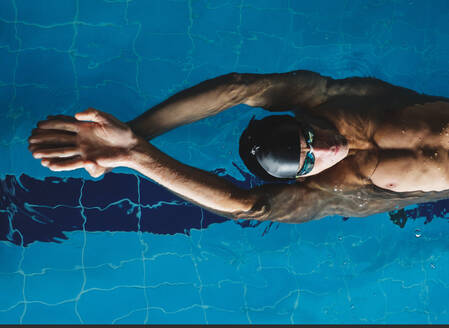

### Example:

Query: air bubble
xmin=430 ymin=263 xmax=436 ymax=269
xmin=415 ymin=229 xmax=422 ymax=238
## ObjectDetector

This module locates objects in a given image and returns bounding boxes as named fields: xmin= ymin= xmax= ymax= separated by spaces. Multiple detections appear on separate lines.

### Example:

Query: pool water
xmin=1 ymin=0 xmax=449 ymax=324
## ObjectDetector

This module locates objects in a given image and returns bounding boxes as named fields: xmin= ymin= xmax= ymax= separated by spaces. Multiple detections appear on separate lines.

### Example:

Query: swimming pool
xmin=1 ymin=0 xmax=449 ymax=324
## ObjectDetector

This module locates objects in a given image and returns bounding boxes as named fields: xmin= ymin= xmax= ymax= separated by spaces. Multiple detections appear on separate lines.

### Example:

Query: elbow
xmin=225 ymin=72 xmax=242 ymax=81
xmin=232 ymin=192 xmax=271 ymax=221
xmin=225 ymin=73 xmax=249 ymax=105
xmin=225 ymin=72 xmax=268 ymax=106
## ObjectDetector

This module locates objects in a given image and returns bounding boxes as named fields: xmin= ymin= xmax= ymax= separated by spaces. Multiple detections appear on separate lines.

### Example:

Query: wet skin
xmin=27 ymin=71 xmax=449 ymax=223
xmin=296 ymin=99 xmax=449 ymax=193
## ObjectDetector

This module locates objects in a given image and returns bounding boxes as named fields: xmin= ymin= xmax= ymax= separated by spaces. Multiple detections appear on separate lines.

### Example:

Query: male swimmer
xmin=27 ymin=71 xmax=449 ymax=223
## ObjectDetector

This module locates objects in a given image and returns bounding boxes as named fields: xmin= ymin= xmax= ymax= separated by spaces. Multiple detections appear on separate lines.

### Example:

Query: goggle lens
xmin=296 ymin=125 xmax=315 ymax=177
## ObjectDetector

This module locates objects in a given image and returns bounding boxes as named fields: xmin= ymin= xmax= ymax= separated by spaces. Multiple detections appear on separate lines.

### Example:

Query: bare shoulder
xmin=248 ymin=180 xmax=336 ymax=223
xmin=248 ymin=151 xmax=384 ymax=223
xmin=249 ymin=159 xmax=437 ymax=223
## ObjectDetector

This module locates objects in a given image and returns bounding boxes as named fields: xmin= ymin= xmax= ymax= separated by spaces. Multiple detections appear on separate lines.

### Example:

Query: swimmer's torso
xmin=298 ymin=98 xmax=449 ymax=194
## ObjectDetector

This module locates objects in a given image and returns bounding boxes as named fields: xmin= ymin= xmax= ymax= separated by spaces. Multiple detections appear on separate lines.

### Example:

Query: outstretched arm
xmin=127 ymin=70 xmax=420 ymax=140
xmin=127 ymin=71 xmax=334 ymax=139
xmin=126 ymin=72 xmax=267 ymax=140
xmin=29 ymin=108 xmax=267 ymax=220
xmin=124 ymin=137 xmax=337 ymax=222
xmin=124 ymin=138 xmax=266 ymax=220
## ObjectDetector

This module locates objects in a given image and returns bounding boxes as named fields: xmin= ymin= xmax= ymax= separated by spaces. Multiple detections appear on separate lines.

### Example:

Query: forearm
xmin=125 ymin=138 xmax=261 ymax=219
xmin=125 ymin=70 xmax=333 ymax=140
xmin=126 ymin=73 xmax=267 ymax=140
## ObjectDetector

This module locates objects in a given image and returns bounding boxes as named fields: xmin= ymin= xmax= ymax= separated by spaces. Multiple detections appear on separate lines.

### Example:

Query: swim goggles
xmin=295 ymin=124 xmax=315 ymax=177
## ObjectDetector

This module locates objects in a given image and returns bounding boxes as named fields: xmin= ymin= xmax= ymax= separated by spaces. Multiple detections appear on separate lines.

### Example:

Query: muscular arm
xmin=126 ymin=137 xmax=336 ymax=222
xmin=126 ymin=137 xmax=266 ymax=220
xmin=125 ymin=70 xmax=331 ymax=140
xmin=127 ymin=70 xmax=424 ymax=140
xmin=126 ymin=72 xmax=267 ymax=140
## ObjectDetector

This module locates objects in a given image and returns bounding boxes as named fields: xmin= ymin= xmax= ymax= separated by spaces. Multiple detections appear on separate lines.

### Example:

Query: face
xmin=297 ymin=123 xmax=349 ymax=177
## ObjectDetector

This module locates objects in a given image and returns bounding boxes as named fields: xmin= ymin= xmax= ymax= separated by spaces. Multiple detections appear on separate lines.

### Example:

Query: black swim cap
xmin=239 ymin=115 xmax=301 ymax=180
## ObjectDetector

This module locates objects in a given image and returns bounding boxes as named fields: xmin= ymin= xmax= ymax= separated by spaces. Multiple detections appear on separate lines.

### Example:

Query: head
xmin=239 ymin=114 xmax=349 ymax=182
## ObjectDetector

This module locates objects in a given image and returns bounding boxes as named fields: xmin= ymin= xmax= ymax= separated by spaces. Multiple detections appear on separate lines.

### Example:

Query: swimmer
xmin=27 ymin=71 xmax=449 ymax=222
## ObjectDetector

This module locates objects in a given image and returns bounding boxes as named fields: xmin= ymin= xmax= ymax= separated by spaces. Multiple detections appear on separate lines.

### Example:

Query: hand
xmin=29 ymin=114 xmax=113 ymax=178
xmin=28 ymin=108 xmax=139 ymax=177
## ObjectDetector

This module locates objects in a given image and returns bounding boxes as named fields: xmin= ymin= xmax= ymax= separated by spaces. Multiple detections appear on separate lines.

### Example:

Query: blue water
xmin=1 ymin=0 xmax=449 ymax=324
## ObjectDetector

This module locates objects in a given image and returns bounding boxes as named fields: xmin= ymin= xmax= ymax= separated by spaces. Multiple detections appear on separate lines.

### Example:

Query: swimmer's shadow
xmin=0 ymin=165 xmax=268 ymax=247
